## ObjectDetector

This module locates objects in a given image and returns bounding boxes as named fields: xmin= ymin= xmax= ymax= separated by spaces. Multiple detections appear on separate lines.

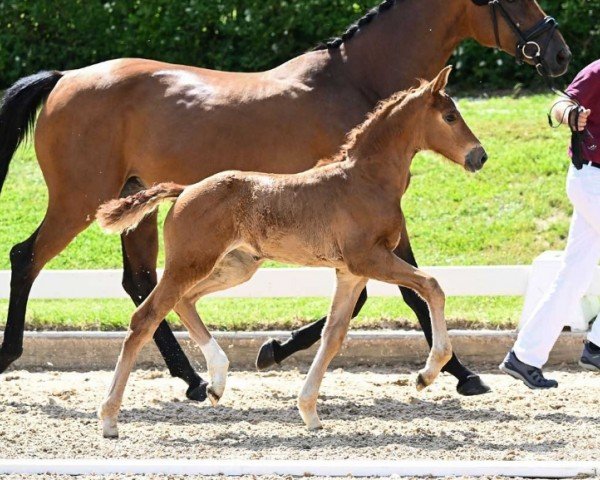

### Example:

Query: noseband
xmin=473 ymin=0 xmax=558 ymax=78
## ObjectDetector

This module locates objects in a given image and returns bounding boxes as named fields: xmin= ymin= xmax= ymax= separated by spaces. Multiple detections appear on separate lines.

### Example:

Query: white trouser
xmin=514 ymin=164 xmax=600 ymax=368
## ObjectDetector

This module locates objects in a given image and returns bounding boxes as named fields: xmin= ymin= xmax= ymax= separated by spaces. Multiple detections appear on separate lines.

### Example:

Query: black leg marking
xmin=256 ymin=288 xmax=368 ymax=370
xmin=0 ymin=229 xmax=39 ymax=373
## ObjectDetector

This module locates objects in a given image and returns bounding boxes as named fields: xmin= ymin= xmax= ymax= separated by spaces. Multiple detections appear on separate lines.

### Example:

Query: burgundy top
xmin=566 ymin=59 xmax=600 ymax=164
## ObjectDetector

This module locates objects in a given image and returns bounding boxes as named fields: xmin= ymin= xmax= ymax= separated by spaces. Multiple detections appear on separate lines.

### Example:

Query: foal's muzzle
xmin=465 ymin=146 xmax=488 ymax=172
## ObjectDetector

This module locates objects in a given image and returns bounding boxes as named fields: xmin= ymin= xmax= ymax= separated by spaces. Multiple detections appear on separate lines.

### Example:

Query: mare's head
xmin=465 ymin=0 xmax=570 ymax=77
xmin=384 ymin=66 xmax=487 ymax=172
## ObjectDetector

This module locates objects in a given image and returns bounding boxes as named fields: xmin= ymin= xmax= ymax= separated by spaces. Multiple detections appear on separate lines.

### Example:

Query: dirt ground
xmin=0 ymin=477 xmax=559 ymax=480
xmin=0 ymin=365 xmax=598 ymax=465
xmin=0 ymin=477 xmax=566 ymax=480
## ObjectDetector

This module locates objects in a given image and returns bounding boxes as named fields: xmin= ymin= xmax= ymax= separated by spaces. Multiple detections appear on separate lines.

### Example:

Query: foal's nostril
xmin=480 ymin=152 xmax=488 ymax=165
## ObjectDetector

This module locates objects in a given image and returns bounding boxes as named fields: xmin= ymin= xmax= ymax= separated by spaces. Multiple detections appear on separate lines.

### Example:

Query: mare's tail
xmin=0 ymin=71 xmax=63 ymax=194
xmin=97 ymin=183 xmax=186 ymax=234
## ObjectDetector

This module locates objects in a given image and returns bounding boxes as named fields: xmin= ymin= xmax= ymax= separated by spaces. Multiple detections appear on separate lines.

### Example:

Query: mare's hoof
xmin=256 ymin=338 xmax=279 ymax=371
xmin=457 ymin=374 xmax=491 ymax=396
xmin=186 ymin=380 xmax=209 ymax=402
xmin=0 ymin=348 xmax=22 ymax=374
xmin=416 ymin=372 xmax=428 ymax=391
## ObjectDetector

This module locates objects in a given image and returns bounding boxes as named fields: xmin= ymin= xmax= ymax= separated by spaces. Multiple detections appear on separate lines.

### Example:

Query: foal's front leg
xmin=298 ymin=270 xmax=367 ymax=430
xmin=349 ymin=247 xmax=452 ymax=390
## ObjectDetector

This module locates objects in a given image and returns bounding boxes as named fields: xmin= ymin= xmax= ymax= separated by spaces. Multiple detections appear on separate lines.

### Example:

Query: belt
xmin=582 ymin=160 xmax=600 ymax=170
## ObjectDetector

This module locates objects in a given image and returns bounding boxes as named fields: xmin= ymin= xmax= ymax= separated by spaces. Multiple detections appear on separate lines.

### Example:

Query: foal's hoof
xmin=298 ymin=407 xmax=322 ymax=430
xmin=256 ymin=338 xmax=279 ymax=371
xmin=207 ymin=387 xmax=221 ymax=407
xmin=186 ymin=380 xmax=209 ymax=402
xmin=457 ymin=375 xmax=491 ymax=396
xmin=416 ymin=372 xmax=429 ymax=391
xmin=101 ymin=419 xmax=119 ymax=439
xmin=306 ymin=419 xmax=323 ymax=431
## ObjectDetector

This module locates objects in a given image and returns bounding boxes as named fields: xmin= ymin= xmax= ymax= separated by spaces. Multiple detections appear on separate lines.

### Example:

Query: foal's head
xmin=378 ymin=66 xmax=487 ymax=172
xmin=417 ymin=66 xmax=487 ymax=172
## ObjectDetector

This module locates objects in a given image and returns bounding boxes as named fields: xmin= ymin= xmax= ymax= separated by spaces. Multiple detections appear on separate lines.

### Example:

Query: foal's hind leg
xmin=119 ymin=179 xmax=208 ymax=402
xmin=298 ymin=270 xmax=367 ymax=429
xmin=99 ymin=260 xmax=218 ymax=438
xmin=0 ymin=201 xmax=99 ymax=372
xmin=174 ymin=298 xmax=229 ymax=406
xmin=173 ymin=249 xmax=261 ymax=403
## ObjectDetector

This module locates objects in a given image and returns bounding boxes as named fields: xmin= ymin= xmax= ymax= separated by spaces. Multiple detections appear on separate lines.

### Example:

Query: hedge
xmin=0 ymin=0 xmax=597 ymax=90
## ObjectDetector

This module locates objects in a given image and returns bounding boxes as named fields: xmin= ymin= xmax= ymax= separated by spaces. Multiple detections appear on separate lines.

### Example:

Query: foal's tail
xmin=97 ymin=183 xmax=186 ymax=234
xmin=0 ymin=71 xmax=63 ymax=195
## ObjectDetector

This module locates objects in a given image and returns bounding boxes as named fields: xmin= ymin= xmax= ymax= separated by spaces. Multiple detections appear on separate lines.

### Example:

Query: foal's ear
xmin=429 ymin=65 xmax=453 ymax=94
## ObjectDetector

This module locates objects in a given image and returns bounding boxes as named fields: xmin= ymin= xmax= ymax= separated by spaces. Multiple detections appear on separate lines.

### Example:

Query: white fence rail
xmin=2 ymin=252 xmax=600 ymax=332
xmin=0 ymin=266 xmax=531 ymax=299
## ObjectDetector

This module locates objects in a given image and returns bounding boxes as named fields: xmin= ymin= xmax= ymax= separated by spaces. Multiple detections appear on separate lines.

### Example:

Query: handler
xmin=501 ymin=59 xmax=600 ymax=389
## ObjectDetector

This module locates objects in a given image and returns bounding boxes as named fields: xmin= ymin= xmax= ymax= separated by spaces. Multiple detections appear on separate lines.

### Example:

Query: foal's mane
xmin=314 ymin=0 xmax=400 ymax=51
xmin=317 ymin=82 xmax=425 ymax=167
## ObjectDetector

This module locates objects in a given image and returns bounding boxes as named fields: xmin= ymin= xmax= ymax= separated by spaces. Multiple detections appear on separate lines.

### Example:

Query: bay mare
xmin=0 ymin=0 xmax=570 ymax=400
xmin=96 ymin=67 xmax=488 ymax=437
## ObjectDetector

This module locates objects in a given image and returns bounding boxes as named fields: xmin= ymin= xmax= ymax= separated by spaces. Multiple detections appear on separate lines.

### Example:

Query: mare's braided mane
xmin=313 ymin=0 xmax=398 ymax=50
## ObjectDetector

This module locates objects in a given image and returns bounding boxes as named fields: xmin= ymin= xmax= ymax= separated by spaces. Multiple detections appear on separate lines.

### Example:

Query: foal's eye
xmin=444 ymin=113 xmax=458 ymax=124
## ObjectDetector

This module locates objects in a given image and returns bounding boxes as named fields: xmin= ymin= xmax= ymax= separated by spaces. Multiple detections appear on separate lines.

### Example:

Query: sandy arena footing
xmin=0 ymin=366 xmax=598 ymax=463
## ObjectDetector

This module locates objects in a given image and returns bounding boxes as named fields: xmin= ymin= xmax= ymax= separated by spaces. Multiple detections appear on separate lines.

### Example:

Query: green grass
xmin=0 ymin=94 xmax=571 ymax=330
xmin=0 ymin=296 xmax=522 ymax=331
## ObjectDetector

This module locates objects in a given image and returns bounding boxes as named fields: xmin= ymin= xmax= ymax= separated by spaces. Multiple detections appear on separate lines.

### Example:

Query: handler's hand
xmin=569 ymin=107 xmax=591 ymax=131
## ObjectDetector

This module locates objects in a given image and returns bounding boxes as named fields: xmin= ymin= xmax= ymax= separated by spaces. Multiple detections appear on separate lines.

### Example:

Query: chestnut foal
xmin=96 ymin=66 xmax=487 ymax=436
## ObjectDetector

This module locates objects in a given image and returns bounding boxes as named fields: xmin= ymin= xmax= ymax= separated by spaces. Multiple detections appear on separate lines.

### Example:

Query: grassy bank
xmin=0 ymin=94 xmax=571 ymax=330
xmin=0 ymin=296 xmax=522 ymax=331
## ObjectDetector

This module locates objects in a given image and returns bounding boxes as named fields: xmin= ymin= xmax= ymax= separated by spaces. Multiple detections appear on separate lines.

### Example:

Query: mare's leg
xmin=174 ymin=298 xmax=229 ymax=406
xmin=0 ymin=197 xmax=104 ymax=372
xmin=256 ymin=288 xmax=367 ymax=370
xmin=298 ymin=270 xmax=367 ymax=429
xmin=349 ymin=247 xmax=453 ymax=390
xmin=119 ymin=179 xmax=208 ymax=401
xmin=394 ymin=223 xmax=490 ymax=395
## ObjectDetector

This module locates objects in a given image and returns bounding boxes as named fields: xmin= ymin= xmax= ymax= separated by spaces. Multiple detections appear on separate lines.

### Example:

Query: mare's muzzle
xmin=465 ymin=146 xmax=488 ymax=172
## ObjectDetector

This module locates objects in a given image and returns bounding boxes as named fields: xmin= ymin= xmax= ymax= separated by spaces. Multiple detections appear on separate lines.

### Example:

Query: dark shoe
xmin=579 ymin=341 xmax=600 ymax=372
xmin=456 ymin=374 xmax=491 ymax=396
xmin=499 ymin=350 xmax=558 ymax=389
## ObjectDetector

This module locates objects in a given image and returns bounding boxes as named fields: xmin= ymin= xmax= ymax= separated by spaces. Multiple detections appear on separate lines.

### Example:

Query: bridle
xmin=473 ymin=0 xmax=558 ymax=80
xmin=472 ymin=1 xmax=593 ymax=170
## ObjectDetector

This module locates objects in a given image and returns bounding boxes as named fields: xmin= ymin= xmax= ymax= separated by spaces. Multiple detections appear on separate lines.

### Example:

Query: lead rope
xmin=547 ymin=90 xmax=585 ymax=170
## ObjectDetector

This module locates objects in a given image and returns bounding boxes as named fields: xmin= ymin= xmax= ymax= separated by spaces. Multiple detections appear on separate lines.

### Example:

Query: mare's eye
xmin=444 ymin=112 xmax=458 ymax=124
